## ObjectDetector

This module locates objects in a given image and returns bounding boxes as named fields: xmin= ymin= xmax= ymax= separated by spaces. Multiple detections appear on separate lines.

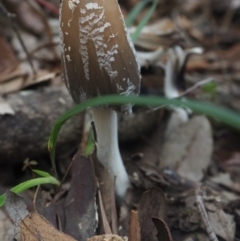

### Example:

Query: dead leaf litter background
xmin=0 ymin=0 xmax=240 ymax=240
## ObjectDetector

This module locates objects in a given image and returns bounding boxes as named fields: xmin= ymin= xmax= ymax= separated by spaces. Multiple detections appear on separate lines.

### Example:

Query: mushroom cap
xmin=60 ymin=0 xmax=141 ymax=113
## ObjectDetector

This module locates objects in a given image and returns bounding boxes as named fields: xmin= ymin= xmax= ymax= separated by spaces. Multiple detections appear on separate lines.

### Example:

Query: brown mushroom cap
xmin=60 ymin=0 xmax=141 ymax=113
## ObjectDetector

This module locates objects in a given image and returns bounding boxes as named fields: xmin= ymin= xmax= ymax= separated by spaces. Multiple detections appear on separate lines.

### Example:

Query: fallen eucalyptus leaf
xmin=5 ymin=190 xmax=77 ymax=241
xmin=159 ymin=116 xmax=213 ymax=182
xmin=208 ymin=209 xmax=236 ymax=241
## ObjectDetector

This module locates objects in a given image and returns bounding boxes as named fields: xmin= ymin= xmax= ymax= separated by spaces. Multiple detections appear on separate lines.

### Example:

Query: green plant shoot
xmin=130 ymin=0 xmax=158 ymax=43
xmin=126 ymin=0 xmax=152 ymax=27
xmin=0 ymin=170 xmax=60 ymax=207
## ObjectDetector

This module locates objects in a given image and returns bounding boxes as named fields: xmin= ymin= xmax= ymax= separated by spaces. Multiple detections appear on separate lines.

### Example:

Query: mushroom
xmin=59 ymin=0 xmax=141 ymax=197
xmin=164 ymin=45 xmax=203 ymax=136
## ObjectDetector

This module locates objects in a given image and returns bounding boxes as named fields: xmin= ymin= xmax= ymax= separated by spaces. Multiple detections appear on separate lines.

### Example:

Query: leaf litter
xmin=0 ymin=0 xmax=240 ymax=240
xmin=5 ymin=190 xmax=77 ymax=241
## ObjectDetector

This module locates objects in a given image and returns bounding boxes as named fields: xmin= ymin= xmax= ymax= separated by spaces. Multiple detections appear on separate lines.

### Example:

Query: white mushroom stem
xmin=164 ymin=47 xmax=189 ymax=124
xmin=164 ymin=46 xmax=204 ymax=137
xmin=91 ymin=108 xmax=130 ymax=198
xmin=164 ymin=47 xmax=181 ymax=99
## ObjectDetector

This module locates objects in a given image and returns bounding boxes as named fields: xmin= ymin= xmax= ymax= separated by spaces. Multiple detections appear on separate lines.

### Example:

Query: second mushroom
xmin=59 ymin=0 xmax=141 ymax=197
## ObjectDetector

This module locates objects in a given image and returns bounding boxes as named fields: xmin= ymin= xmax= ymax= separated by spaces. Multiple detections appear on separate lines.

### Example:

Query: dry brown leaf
xmin=186 ymin=56 xmax=212 ymax=72
xmin=0 ymin=69 xmax=55 ymax=95
xmin=152 ymin=218 xmax=173 ymax=241
xmin=17 ymin=212 xmax=78 ymax=241
xmin=0 ymin=35 xmax=18 ymax=77
xmin=159 ymin=116 xmax=213 ymax=182
xmin=138 ymin=187 xmax=167 ymax=241
xmin=5 ymin=190 xmax=77 ymax=241
xmin=131 ymin=18 xmax=181 ymax=50
xmin=178 ymin=15 xmax=204 ymax=42
xmin=208 ymin=209 xmax=236 ymax=241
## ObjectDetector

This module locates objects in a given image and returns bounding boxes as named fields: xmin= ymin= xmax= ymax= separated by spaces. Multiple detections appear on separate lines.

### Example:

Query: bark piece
xmin=0 ymin=85 xmax=82 ymax=165
xmin=129 ymin=211 xmax=141 ymax=241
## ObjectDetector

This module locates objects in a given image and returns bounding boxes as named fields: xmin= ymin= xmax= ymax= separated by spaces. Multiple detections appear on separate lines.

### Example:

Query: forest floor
xmin=0 ymin=0 xmax=240 ymax=240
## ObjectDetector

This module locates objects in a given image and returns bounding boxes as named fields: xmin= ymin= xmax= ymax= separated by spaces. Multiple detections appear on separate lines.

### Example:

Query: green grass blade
xmin=48 ymin=95 xmax=240 ymax=175
xmin=0 ymin=176 xmax=60 ymax=207
xmin=32 ymin=169 xmax=51 ymax=177
xmin=131 ymin=0 xmax=158 ymax=43
xmin=126 ymin=0 xmax=151 ymax=27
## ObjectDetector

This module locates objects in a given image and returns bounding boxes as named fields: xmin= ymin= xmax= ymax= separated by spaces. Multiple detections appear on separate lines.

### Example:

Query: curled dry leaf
xmin=16 ymin=212 xmax=78 ymax=241
xmin=138 ymin=187 xmax=167 ymax=241
xmin=0 ymin=70 xmax=56 ymax=95
xmin=5 ymin=190 xmax=77 ymax=241
xmin=152 ymin=218 xmax=173 ymax=241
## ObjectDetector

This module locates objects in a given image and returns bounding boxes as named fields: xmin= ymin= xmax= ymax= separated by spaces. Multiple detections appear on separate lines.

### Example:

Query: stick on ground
xmin=195 ymin=183 xmax=219 ymax=241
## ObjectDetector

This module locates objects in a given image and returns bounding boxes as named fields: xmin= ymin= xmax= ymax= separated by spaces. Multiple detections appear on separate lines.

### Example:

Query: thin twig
xmin=0 ymin=0 xmax=36 ymax=76
xmin=111 ymin=176 xmax=118 ymax=235
xmin=60 ymin=158 xmax=74 ymax=186
xmin=33 ymin=185 xmax=40 ymax=211
xmin=195 ymin=183 xmax=219 ymax=241
xmin=180 ymin=78 xmax=214 ymax=97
